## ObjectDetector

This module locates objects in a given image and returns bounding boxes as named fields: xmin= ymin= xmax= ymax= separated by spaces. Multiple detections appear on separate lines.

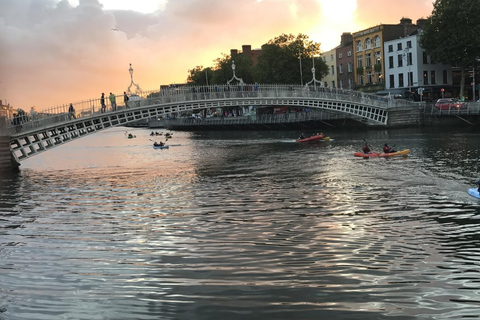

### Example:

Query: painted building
xmin=353 ymin=18 xmax=420 ymax=92
xmin=384 ymin=30 xmax=452 ymax=101
xmin=321 ymin=47 xmax=337 ymax=88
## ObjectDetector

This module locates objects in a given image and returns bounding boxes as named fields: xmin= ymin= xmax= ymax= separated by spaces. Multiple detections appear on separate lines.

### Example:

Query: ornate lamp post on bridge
xmin=127 ymin=63 xmax=141 ymax=94
xmin=306 ymin=45 xmax=321 ymax=89
xmin=227 ymin=60 xmax=245 ymax=85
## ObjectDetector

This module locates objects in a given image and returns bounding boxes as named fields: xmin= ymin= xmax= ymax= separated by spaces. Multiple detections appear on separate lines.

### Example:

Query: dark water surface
xmin=2 ymin=127 xmax=480 ymax=319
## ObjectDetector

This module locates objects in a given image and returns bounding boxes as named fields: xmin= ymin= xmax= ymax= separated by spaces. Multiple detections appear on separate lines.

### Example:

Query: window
xmin=389 ymin=74 xmax=395 ymax=88
xmin=330 ymin=54 xmax=334 ymax=61
xmin=331 ymin=65 xmax=335 ymax=75
xmin=339 ymin=64 xmax=343 ymax=74
xmin=347 ymin=50 xmax=352 ymax=57
xmin=388 ymin=45 xmax=393 ymax=52
xmin=332 ymin=81 xmax=336 ymax=88
xmin=407 ymin=52 xmax=412 ymax=65
xmin=374 ymin=51 xmax=381 ymax=64
xmin=443 ymin=70 xmax=448 ymax=84
xmin=348 ymin=79 xmax=353 ymax=89
xmin=339 ymin=79 xmax=344 ymax=89
xmin=408 ymin=72 xmax=413 ymax=87
xmin=397 ymin=43 xmax=402 ymax=51
xmin=431 ymin=71 xmax=436 ymax=84
xmin=365 ymin=53 xmax=372 ymax=67
xmin=389 ymin=56 xmax=394 ymax=68
xmin=366 ymin=71 xmax=373 ymax=84
xmin=397 ymin=55 xmax=403 ymax=67
xmin=374 ymin=36 xmax=380 ymax=48
xmin=407 ymin=41 xmax=412 ymax=49
xmin=423 ymin=71 xmax=429 ymax=85
xmin=399 ymin=73 xmax=404 ymax=87
xmin=357 ymin=55 xmax=363 ymax=68
xmin=358 ymin=74 xmax=364 ymax=85
xmin=365 ymin=38 xmax=371 ymax=50
xmin=423 ymin=52 xmax=428 ymax=64
xmin=356 ymin=40 xmax=363 ymax=52
xmin=338 ymin=52 xmax=343 ymax=59
xmin=322 ymin=56 xmax=327 ymax=62
xmin=348 ymin=62 xmax=353 ymax=73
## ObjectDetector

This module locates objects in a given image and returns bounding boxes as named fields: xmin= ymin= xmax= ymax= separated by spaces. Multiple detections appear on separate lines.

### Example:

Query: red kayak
xmin=296 ymin=134 xmax=326 ymax=142
xmin=354 ymin=149 xmax=410 ymax=157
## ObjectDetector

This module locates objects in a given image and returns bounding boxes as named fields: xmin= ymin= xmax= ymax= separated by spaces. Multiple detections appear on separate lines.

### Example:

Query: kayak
xmin=296 ymin=135 xmax=329 ymax=142
xmin=153 ymin=145 xmax=169 ymax=149
xmin=354 ymin=149 xmax=410 ymax=157
xmin=468 ymin=188 xmax=480 ymax=199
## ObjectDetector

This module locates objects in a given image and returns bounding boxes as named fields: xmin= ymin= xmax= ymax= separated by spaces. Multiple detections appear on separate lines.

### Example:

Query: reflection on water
xmin=1 ymin=127 xmax=480 ymax=319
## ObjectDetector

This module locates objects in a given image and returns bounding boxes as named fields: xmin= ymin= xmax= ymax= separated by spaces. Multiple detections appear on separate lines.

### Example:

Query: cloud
xmin=0 ymin=0 xmax=433 ymax=110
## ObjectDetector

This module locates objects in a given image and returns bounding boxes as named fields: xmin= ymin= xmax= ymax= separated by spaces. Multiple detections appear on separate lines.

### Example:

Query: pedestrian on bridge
xmin=100 ymin=93 xmax=106 ymax=113
xmin=68 ymin=103 xmax=76 ymax=120
xmin=109 ymin=92 xmax=117 ymax=111
xmin=124 ymin=92 xmax=129 ymax=109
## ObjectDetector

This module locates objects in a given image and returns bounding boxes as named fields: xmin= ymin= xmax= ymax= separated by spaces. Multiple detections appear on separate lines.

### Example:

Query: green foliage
xmin=186 ymin=33 xmax=327 ymax=85
xmin=420 ymin=0 xmax=480 ymax=96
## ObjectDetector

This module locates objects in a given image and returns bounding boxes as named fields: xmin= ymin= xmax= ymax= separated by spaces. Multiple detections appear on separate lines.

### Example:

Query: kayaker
xmin=383 ymin=143 xmax=396 ymax=153
xmin=477 ymin=176 xmax=480 ymax=193
xmin=362 ymin=143 xmax=371 ymax=154
xmin=299 ymin=133 xmax=305 ymax=140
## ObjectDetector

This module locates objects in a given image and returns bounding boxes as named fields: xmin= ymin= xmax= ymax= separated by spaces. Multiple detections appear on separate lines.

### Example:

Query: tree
xmin=187 ymin=66 xmax=213 ymax=85
xmin=420 ymin=0 xmax=480 ymax=98
xmin=255 ymin=33 xmax=327 ymax=84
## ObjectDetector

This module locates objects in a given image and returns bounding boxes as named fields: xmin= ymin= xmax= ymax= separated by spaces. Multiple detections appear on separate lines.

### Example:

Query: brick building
xmin=335 ymin=33 xmax=354 ymax=90
xmin=230 ymin=45 xmax=262 ymax=66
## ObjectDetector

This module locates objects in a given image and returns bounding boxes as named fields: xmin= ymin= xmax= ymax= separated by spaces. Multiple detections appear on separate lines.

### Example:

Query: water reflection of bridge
xmin=4 ymin=84 xmax=419 ymax=165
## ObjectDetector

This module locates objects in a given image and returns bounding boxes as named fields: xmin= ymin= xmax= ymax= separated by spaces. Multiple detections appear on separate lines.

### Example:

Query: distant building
xmin=335 ymin=33 xmax=354 ymax=90
xmin=384 ymin=29 xmax=452 ymax=101
xmin=230 ymin=45 xmax=262 ymax=66
xmin=0 ymin=100 xmax=13 ymax=119
xmin=353 ymin=18 xmax=420 ymax=92
xmin=321 ymin=48 xmax=337 ymax=89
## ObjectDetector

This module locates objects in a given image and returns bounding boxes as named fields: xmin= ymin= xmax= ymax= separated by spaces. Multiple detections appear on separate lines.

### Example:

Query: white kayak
xmin=467 ymin=188 xmax=480 ymax=199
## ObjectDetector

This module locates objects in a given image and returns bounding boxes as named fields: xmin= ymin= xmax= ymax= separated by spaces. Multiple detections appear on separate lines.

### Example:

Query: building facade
xmin=230 ymin=45 xmax=262 ymax=66
xmin=352 ymin=18 xmax=420 ymax=92
xmin=384 ymin=31 xmax=452 ymax=101
xmin=335 ymin=33 xmax=354 ymax=90
xmin=321 ymin=48 xmax=337 ymax=88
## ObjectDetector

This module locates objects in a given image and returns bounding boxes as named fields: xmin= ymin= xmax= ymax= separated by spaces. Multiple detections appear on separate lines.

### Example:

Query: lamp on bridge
xmin=227 ymin=60 xmax=245 ymax=86
xmin=127 ymin=63 xmax=141 ymax=94
xmin=306 ymin=45 xmax=322 ymax=89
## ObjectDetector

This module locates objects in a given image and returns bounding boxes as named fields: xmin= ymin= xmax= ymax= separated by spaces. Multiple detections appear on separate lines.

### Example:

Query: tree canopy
xmin=421 ymin=0 xmax=480 ymax=98
xmin=186 ymin=33 xmax=327 ymax=86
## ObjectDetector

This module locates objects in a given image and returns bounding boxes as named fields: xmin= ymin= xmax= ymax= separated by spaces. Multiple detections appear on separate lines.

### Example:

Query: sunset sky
xmin=0 ymin=0 xmax=434 ymax=111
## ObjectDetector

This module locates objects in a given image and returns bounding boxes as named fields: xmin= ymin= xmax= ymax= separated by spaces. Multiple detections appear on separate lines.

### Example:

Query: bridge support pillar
xmin=0 ymin=119 xmax=20 ymax=173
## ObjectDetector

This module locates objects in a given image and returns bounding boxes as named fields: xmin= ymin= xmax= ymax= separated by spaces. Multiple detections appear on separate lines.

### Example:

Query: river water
xmin=2 ymin=126 xmax=480 ymax=320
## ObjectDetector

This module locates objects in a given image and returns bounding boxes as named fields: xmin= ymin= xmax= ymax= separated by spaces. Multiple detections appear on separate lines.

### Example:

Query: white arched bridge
xmin=6 ymin=84 xmax=415 ymax=163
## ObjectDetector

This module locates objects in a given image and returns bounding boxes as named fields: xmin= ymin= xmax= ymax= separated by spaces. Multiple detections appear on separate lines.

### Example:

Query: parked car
xmin=434 ymin=98 xmax=467 ymax=110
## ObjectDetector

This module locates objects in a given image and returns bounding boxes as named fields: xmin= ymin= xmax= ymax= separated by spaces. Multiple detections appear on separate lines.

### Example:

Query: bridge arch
xmin=7 ymin=85 xmax=410 ymax=163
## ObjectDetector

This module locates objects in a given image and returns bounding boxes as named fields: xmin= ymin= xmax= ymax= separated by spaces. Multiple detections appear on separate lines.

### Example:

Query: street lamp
xmin=127 ymin=63 xmax=141 ymax=94
xmin=306 ymin=45 xmax=321 ymax=89
xmin=299 ymin=48 xmax=303 ymax=86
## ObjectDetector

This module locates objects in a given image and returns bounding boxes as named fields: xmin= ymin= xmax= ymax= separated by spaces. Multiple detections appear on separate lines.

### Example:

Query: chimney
xmin=230 ymin=49 xmax=238 ymax=57
xmin=340 ymin=33 xmax=353 ymax=46
xmin=242 ymin=45 xmax=252 ymax=55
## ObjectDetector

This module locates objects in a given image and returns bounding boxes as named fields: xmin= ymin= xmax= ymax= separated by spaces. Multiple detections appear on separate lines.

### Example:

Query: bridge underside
xmin=10 ymin=96 xmax=388 ymax=162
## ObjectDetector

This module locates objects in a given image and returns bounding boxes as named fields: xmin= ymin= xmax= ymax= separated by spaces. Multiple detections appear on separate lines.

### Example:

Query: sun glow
xmin=312 ymin=0 xmax=358 ymax=51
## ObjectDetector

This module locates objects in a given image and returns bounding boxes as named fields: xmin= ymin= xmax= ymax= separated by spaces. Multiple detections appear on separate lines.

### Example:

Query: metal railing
xmin=6 ymin=84 xmax=413 ymax=135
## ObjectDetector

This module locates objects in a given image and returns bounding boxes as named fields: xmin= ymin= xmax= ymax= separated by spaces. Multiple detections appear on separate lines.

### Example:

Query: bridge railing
xmin=7 ymin=84 xmax=405 ymax=135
